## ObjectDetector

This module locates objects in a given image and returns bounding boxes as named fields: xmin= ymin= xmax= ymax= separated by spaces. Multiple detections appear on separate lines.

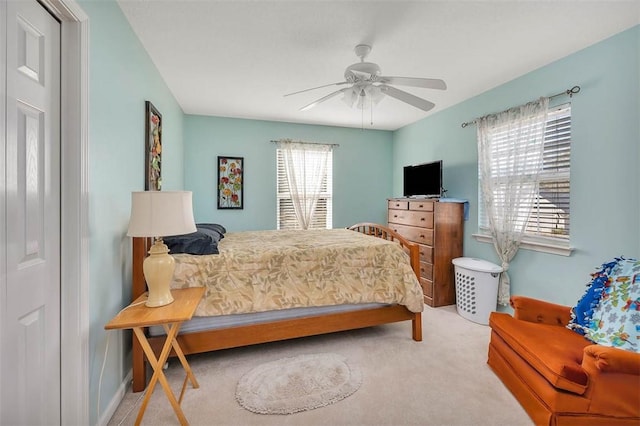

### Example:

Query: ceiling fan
xmin=285 ymin=44 xmax=447 ymax=112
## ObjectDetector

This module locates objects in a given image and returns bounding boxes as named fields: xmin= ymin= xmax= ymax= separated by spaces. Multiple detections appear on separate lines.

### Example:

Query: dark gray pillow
xmin=195 ymin=223 xmax=226 ymax=241
xmin=163 ymin=224 xmax=226 ymax=255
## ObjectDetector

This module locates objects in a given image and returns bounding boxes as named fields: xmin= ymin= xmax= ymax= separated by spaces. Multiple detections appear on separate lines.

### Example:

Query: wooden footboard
xmin=131 ymin=224 xmax=423 ymax=392
xmin=347 ymin=222 xmax=421 ymax=280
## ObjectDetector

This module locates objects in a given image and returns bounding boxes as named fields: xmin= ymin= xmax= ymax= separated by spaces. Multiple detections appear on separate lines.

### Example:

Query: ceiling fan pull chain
xmin=370 ymin=99 xmax=374 ymax=126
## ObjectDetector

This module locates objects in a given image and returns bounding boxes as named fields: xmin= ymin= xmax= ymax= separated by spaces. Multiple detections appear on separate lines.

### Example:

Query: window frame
xmin=276 ymin=147 xmax=333 ymax=230
xmin=474 ymin=103 xmax=573 ymax=256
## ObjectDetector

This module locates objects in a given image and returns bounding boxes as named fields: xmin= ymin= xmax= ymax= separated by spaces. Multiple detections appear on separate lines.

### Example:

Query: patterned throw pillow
xmin=567 ymin=258 xmax=620 ymax=335
xmin=584 ymin=258 xmax=640 ymax=352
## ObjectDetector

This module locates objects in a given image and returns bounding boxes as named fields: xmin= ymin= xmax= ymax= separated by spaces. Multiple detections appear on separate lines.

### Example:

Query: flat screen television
xmin=403 ymin=160 xmax=443 ymax=198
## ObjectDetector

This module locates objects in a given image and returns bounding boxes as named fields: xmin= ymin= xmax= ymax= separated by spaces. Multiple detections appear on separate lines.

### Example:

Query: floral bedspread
xmin=170 ymin=228 xmax=424 ymax=316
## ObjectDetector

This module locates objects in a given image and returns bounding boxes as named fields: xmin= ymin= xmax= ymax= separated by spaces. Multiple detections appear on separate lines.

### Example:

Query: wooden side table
xmin=105 ymin=287 xmax=205 ymax=426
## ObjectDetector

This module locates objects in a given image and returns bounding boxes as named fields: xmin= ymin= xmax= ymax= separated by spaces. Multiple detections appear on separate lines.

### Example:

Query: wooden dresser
xmin=387 ymin=198 xmax=464 ymax=307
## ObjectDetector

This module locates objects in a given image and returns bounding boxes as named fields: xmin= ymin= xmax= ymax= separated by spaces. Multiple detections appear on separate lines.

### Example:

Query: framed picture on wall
xmin=145 ymin=101 xmax=162 ymax=191
xmin=217 ymin=156 xmax=244 ymax=209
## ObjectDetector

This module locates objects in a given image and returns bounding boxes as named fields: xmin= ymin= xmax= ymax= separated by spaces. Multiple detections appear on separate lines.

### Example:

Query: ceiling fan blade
xmin=380 ymin=76 xmax=447 ymax=90
xmin=300 ymin=88 xmax=350 ymax=111
xmin=284 ymin=81 xmax=348 ymax=97
xmin=379 ymin=85 xmax=436 ymax=111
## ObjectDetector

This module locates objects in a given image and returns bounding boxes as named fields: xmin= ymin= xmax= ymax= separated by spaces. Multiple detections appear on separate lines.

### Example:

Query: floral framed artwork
xmin=145 ymin=101 xmax=162 ymax=191
xmin=217 ymin=156 xmax=244 ymax=209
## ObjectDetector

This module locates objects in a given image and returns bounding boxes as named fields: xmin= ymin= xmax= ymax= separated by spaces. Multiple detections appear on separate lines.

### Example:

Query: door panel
xmin=2 ymin=1 xmax=61 ymax=424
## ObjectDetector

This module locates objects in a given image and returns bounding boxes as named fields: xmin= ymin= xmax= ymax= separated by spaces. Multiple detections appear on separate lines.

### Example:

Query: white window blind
xmin=277 ymin=148 xmax=333 ymax=230
xmin=479 ymin=104 xmax=571 ymax=243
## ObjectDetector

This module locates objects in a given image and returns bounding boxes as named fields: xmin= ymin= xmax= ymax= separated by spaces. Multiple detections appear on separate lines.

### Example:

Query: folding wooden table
xmin=105 ymin=287 xmax=205 ymax=425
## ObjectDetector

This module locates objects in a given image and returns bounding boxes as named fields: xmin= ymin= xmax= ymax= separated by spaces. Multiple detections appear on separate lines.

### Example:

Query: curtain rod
xmin=460 ymin=85 xmax=581 ymax=128
xmin=270 ymin=139 xmax=340 ymax=147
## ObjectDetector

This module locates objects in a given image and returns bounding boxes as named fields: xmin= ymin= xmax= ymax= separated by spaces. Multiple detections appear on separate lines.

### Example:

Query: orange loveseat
xmin=488 ymin=295 xmax=640 ymax=426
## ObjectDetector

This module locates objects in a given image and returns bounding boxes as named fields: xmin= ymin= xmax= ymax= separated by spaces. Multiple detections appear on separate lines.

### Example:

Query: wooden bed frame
xmin=131 ymin=223 xmax=422 ymax=392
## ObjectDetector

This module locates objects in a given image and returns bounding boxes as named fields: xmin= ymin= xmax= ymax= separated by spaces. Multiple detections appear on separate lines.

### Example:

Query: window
xmin=276 ymin=146 xmax=333 ymax=230
xmin=478 ymin=104 xmax=571 ymax=248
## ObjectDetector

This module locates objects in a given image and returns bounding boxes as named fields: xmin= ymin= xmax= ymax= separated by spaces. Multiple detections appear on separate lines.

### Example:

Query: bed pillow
xmin=163 ymin=224 xmax=226 ymax=255
xmin=583 ymin=257 xmax=640 ymax=352
xmin=567 ymin=258 xmax=620 ymax=335
xmin=194 ymin=223 xmax=226 ymax=240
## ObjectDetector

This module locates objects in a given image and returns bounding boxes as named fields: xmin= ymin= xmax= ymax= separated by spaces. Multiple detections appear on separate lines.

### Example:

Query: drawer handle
xmin=420 ymin=235 xmax=425 ymax=238
xmin=394 ymin=214 xmax=398 ymax=218
xmin=419 ymin=204 xmax=423 ymax=208
xmin=420 ymin=217 xmax=425 ymax=221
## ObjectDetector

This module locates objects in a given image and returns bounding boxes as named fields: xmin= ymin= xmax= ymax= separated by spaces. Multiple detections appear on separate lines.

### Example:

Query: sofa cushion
xmin=490 ymin=312 xmax=591 ymax=395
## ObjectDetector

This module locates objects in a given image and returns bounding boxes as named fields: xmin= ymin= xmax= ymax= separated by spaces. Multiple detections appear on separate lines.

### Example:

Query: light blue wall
xmin=78 ymin=1 xmax=185 ymax=423
xmin=76 ymin=4 xmax=637 ymax=423
xmin=393 ymin=26 xmax=640 ymax=307
xmin=184 ymin=115 xmax=393 ymax=231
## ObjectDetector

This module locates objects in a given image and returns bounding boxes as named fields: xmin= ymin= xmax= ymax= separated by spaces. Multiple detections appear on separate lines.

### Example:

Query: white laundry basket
xmin=452 ymin=257 xmax=503 ymax=325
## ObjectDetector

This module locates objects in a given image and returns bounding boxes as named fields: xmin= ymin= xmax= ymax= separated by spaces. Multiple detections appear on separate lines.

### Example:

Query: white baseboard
xmin=97 ymin=369 xmax=132 ymax=426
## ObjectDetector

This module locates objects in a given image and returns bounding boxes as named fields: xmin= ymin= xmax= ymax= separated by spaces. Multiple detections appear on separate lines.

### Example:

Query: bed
xmin=131 ymin=223 xmax=424 ymax=392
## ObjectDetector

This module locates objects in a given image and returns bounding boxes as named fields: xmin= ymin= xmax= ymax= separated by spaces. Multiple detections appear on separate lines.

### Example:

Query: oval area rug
xmin=236 ymin=353 xmax=362 ymax=414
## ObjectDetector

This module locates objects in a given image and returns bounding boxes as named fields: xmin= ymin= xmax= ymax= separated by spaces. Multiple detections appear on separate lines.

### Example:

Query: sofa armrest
xmin=510 ymin=295 xmax=572 ymax=326
xmin=583 ymin=345 xmax=640 ymax=375
xmin=580 ymin=345 xmax=640 ymax=418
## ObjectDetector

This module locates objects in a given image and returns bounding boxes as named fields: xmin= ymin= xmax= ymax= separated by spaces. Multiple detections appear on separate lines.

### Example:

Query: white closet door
xmin=1 ymin=0 xmax=61 ymax=424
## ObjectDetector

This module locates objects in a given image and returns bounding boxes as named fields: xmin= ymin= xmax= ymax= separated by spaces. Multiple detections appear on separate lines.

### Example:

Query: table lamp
xmin=127 ymin=191 xmax=196 ymax=307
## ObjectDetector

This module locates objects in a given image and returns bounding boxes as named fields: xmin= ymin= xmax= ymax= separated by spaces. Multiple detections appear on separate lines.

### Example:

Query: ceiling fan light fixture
xmin=358 ymin=85 xmax=385 ymax=110
xmin=364 ymin=85 xmax=384 ymax=103
xmin=286 ymin=44 xmax=446 ymax=115
xmin=341 ymin=87 xmax=358 ymax=107
xmin=341 ymin=84 xmax=385 ymax=110
xmin=356 ymin=95 xmax=371 ymax=110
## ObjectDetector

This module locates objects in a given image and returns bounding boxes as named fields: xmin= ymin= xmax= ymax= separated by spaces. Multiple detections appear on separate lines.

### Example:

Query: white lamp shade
xmin=127 ymin=191 xmax=197 ymax=238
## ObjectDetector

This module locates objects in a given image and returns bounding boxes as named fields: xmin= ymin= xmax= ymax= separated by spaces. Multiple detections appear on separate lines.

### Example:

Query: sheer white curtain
xmin=277 ymin=140 xmax=332 ymax=230
xmin=477 ymin=97 xmax=549 ymax=305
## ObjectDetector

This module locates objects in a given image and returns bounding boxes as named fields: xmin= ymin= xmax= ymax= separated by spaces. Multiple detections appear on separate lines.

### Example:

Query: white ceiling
xmin=117 ymin=1 xmax=639 ymax=131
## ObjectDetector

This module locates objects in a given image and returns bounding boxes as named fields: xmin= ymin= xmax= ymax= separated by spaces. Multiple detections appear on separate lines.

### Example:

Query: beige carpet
xmin=108 ymin=305 xmax=532 ymax=426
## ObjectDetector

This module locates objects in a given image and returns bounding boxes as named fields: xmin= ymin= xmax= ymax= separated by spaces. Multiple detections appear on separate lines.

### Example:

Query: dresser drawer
xmin=409 ymin=200 xmax=435 ymax=212
xmin=419 ymin=261 xmax=433 ymax=280
xmin=388 ymin=209 xmax=433 ymax=228
xmin=420 ymin=277 xmax=433 ymax=298
xmin=388 ymin=223 xmax=434 ymax=246
xmin=418 ymin=244 xmax=433 ymax=264
xmin=388 ymin=200 xmax=408 ymax=210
